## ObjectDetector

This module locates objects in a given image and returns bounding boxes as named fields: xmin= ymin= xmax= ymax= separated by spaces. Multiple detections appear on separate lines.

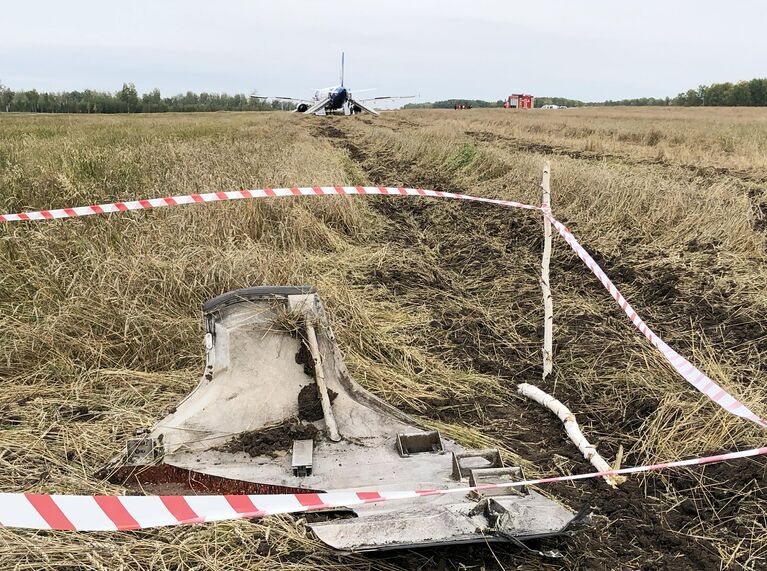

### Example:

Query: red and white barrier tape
xmin=1 ymin=446 xmax=764 ymax=531
xmin=1 ymin=186 xmax=764 ymax=429
xmin=0 ymin=186 xmax=538 ymax=222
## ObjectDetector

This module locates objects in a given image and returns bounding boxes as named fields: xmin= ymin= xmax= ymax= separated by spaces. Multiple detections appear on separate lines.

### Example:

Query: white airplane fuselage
xmin=315 ymin=86 xmax=349 ymax=110
xmin=251 ymin=53 xmax=414 ymax=116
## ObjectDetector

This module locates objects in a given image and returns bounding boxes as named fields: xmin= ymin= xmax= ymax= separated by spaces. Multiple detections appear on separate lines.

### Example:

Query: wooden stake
xmin=541 ymin=163 xmax=554 ymax=382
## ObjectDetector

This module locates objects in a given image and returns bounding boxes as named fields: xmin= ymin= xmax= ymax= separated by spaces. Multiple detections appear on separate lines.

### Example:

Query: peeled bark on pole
xmin=305 ymin=321 xmax=341 ymax=442
xmin=541 ymin=163 xmax=554 ymax=382
xmin=517 ymin=382 xmax=625 ymax=488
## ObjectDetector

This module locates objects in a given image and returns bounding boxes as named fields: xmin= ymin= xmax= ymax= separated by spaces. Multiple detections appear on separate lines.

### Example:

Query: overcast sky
xmin=2 ymin=0 xmax=766 ymax=104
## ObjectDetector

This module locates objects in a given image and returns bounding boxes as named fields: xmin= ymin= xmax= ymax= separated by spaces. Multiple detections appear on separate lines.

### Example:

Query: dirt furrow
xmin=465 ymin=129 xmax=767 ymax=187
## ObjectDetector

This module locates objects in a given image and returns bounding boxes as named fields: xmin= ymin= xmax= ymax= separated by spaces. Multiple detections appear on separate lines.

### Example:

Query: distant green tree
xmin=25 ymin=89 xmax=40 ymax=111
xmin=0 ymin=82 xmax=13 ymax=112
xmin=141 ymin=88 xmax=164 ymax=112
xmin=748 ymin=78 xmax=767 ymax=106
xmin=404 ymin=99 xmax=504 ymax=109
xmin=704 ymin=82 xmax=732 ymax=106
xmin=672 ymin=89 xmax=702 ymax=106
xmin=731 ymin=81 xmax=752 ymax=106
xmin=697 ymin=85 xmax=708 ymax=104
xmin=685 ymin=89 xmax=703 ymax=106
xmin=117 ymin=83 xmax=139 ymax=112
xmin=12 ymin=91 xmax=28 ymax=111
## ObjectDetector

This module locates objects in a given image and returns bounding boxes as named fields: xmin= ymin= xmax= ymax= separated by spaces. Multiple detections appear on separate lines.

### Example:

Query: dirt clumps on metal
xmin=221 ymin=422 xmax=320 ymax=458
xmin=295 ymin=340 xmax=316 ymax=377
xmin=297 ymin=384 xmax=337 ymax=421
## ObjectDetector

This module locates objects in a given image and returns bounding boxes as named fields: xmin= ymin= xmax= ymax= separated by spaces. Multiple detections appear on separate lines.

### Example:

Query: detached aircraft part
xmin=106 ymin=286 xmax=585 ymax=551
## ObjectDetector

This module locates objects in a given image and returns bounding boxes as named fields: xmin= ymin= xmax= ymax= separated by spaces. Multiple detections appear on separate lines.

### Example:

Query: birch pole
xmin=518 ymin=383 xmax=626 ymax=488
xmin=541 ymin=163 xmax=554 ymax=382
xmin=522 ymin=164 xmax=624 ymax=488
xmin=305 ymin=321 xmax=341 ymax=442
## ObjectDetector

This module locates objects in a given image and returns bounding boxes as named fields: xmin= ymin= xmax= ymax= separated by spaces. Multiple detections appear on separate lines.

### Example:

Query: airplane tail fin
xmin=340 ymin=52 xmax=345 ymax=87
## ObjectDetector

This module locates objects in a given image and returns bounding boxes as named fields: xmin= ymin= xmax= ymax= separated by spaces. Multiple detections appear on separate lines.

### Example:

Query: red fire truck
xmin=505 ymin=94 xmax=534 ymax=109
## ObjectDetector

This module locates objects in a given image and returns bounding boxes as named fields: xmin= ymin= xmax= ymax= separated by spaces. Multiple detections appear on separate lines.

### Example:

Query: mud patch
xmin=317 ymin=123 xmax=368 ymax=163
xmin=221 ymin=422 xmax=320 ymax=458
xmin=298 ymin=384 xmax=338 ymax=422
xmin=295 ymin=339 xmax=316 ymax=377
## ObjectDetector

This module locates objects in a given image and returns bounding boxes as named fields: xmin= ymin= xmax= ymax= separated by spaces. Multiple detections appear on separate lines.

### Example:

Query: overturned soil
xmin=464 ymin=129 xmax=767 ymax=185
xmin=221 ymin=422 xmax=319 ymax=458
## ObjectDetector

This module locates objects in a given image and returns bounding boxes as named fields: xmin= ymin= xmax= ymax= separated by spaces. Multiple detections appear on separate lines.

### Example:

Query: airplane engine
xmin=296 ymin=103 xmax=309 ymax=113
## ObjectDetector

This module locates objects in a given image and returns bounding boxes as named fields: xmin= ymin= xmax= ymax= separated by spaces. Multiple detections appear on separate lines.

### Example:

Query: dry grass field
xmin=1 ymin=107 xmax=766 ymax=570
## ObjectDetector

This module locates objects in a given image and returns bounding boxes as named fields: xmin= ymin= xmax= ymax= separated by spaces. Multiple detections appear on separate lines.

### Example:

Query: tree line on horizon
xmin=0 ymin=82 xmax=296 ymax=113
xmin=600 ymin=78 xmax=767 ymax=107
xmin=2 ymin=78 xmax=767 ymax=113
xmin=403 ymin=99 xmax=506 ymax=110
xmin=406 ymin=78 xmax=767 ymax=109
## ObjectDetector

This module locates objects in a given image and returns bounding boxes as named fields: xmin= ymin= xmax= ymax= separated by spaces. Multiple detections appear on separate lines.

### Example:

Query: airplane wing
xmin=250 ymin=95 xmax=314 ymax=104
xmin=303 ymin=97 xmax=332 ymax=114
xmin=358 ymin=95 xmax=417 ymax=103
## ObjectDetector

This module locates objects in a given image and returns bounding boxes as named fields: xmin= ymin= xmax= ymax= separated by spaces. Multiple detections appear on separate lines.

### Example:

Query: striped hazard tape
xmin=1 ymin=185 xmax=765 ymax=429
xmin=0 ymin=186 xmax=538 ymax=222
xmin=1 ymin=447 xmax=765 ymax=531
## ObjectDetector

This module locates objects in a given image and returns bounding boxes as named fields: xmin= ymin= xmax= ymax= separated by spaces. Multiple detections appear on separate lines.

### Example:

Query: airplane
xmin=251 ymin=53 xmax=415 ymax=116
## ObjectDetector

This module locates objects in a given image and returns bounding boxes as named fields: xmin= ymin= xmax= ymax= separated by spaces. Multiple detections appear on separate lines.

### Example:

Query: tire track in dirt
xmin=466 ymin=128 xmax=767 ymax=244
xmin=467 ymin=127 xmax=767 ymax=239
xmin=312 ymin=119 xmax=762 ymax=571
xmin=465 ymin=129 xmax=767 ymax=186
